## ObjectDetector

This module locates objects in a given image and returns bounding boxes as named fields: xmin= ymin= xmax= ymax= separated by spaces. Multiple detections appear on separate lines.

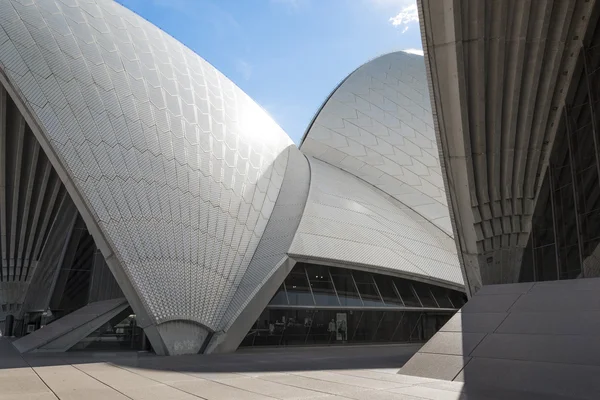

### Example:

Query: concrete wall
xmin=400 ymin=278 xmax=600 ymax=398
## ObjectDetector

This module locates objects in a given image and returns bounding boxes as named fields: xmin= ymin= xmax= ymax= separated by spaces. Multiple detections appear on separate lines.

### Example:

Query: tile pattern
xmin=0 ymin=342 xmax=567 ymax=400
xmin=290 ymin=157 xmax=463 ymax=287
xmin=220 ymin=147 xmax=310 ymax=331
xmin=301 ymin=51 xmax=451 ymax=235
xmin=0 ymin=0 xmax=292 ymax=331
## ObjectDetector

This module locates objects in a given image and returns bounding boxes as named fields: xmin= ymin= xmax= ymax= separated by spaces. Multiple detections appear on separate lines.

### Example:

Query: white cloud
xmin=236 ymin=60 xmax=252 ymax=80
xmin=402 ymin=48 xmax=424 ymax=56
xmin=389 ymin=2 xmax=419 ymax=33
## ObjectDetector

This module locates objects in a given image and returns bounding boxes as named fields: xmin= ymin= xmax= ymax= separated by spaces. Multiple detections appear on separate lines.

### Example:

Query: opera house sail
xmin=0 ymin=0 xmax=464 ymax=355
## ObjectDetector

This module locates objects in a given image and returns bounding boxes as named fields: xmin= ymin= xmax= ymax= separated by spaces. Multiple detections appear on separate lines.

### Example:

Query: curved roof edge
xmin=299 ymin=50 xmax=422 ymax=147
xmin=290 ymin=156 xmax=464 ymax=288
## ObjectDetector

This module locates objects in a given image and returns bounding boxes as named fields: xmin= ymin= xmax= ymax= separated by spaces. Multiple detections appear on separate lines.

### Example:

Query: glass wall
xmin=240 ymin=262 xmax=466 ymax=348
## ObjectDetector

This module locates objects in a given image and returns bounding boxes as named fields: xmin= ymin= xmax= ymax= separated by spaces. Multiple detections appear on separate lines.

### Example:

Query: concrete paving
xmin=0 ymin=340 xmax=585 ymax=399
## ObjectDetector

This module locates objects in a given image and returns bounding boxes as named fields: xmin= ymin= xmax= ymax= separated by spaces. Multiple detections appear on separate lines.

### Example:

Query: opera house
xmin=0 ymin=0 xmax=465 ymax=356
xmin=4 ymin=1 xmax=600 ymax=395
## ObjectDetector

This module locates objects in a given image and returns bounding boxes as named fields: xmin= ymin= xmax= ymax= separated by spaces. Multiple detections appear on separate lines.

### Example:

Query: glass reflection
xmin=241 ymin=262 xmax=466 ymax=348
xmin=330 ymin=269 xmax=363 ymax=306
xmin=352 ymin=270 xmax=385 ymax=307
xmin=285 ymin=266 xmax=314 ymax=305
xmin=373 ymin=275 xmax=404 ymax=307
xmin=305 ymin=264 xmax=340 ymax=306
xmin=393 ymin=279 xmax=421 ymax=307
xmin=269 ymin=284 xmax=288 ymax=305
xmin=430 ymin=286 xmax=453 ymax=308
xmin=412 ymin=281 xmax=438 ymax=308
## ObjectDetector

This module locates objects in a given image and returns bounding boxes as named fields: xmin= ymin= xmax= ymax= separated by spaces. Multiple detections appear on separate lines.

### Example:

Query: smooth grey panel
xmin=419 ymin=331 xmax=486 ymax=356
xmin=13 ymin=298 xmax=128 ymax=353
xmin=475 ymin=282 xmax=534 ymax=296
xmin=458 ymin=357 xmax=600 ymax=399
xmin=471 ymin=333 xmax=600 ymax=366
xmin=400 ymin=352 xmax=470 ymax=381
xmin=440 ymin=311 xmax=507 ymax=333
xmin=497 ymin=311 xmax=600 ymax=335
xmin=460 ymin=293 xmax=521 ymax=313
xmin=529 ymin=277 xmax=600 ymax=293
xmin=509 ymin=290 xmax=600 ymax=313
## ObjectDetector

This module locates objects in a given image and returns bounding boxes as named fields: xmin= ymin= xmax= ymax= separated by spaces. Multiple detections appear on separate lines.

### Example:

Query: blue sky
xmin=117 ymin=0 xmax=422 ymax=144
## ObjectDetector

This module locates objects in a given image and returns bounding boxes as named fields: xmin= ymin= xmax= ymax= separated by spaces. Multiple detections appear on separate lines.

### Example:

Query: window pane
xmin=285 ymin=266 xmax=314 ymax=305
xmin=430 ymin=286 xmax=453 ymax=308
xmin=373 ymin=311 xmax=400 ymax=342
xmin=352 ymin=310 xmax=385 ymax=341
xmin=392 ymin=312 xmax=412 ymax=342
xmin=352 ymin=271 xmax=384 ymax=307
xmin=268 ymin=284 xmax=288 ymax=305
xmin=412 ymin=282 xmax=438 ymax=308
xmin=394 ymin=279 xmax=421 ymax=307
xmin=449 ymin=291 xmax=468 ymax=308
xmin=373 ymin=275 xmax=404 ymax=307
xmin=305 ymin=264 xmax=340 ymax=306
xmin=330 ymin=268 xmax=363 ymax=306
xmin=279 ymin=310 xmax=313 ymax=346
xmin=305 ymin=309 xmax=335 ymax=345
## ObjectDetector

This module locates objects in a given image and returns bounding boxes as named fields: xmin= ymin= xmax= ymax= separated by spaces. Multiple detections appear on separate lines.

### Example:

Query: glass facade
xmin=240 ymin=263 xmax=466 ymax=348
xmin=69 ymin=307 xmax=146 ymax=352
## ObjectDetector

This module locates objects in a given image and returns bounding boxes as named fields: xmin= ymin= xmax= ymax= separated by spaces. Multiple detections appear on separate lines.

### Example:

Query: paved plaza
xmin=0 ymin=339 xmax=581 ymax=400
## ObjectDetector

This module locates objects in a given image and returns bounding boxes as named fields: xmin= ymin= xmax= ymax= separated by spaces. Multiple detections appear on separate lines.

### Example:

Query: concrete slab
xmin=289 ymin=370 xmax=406 ymax=390
xmin=460 ymin=293 xmax=521 ymax=313
xmin=458 ymin=357 xmax=600 ymax=399
xmin=496 ymin=311 xmax=600 ymax=335
xmin=1 ymin=343 xmax=588 ymax=399
xmin=32 ymin=364 xmax=130 ymax=400
xmin=171 ymin=379 xmax=278 ymax=400
xmin=261 ymin=373 xmax=373 ymax=397
xmin=215 ymin=376 xmax=329 ymax=399
xmin=529 ymin=277 xmax=600 ymax=293
xmin=472 ymin=333 xmax=600 ymax=366
xmin=439 ymin=311 xmax=507 ymax=333
xmin=509 ymin=290 xmax=600 ymax=313
xmin=418 ymin=331 xmax=486 ymax=356
xmin=475 ymin=282 xmax=534 ymax=296
xmin=399 ymin=353 xmax=470 ymax=381
xmin=0 ymin=369 xmax=57 ymax=399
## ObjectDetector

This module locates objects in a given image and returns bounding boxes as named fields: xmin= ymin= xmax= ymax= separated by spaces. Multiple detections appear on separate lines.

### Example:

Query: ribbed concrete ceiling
xmin=0 ymin=83 xmax=70 ymax=314
xmin=419 ymin=0 xmax=599 ymax=294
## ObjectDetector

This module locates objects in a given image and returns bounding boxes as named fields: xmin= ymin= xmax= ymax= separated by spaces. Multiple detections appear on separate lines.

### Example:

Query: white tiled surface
xmin=0 ymin=0 xmax=292 ymax=331
xmin=290 ymin=158 xmax=463 ymax=287
xmin=301 ymin=52 xmax=451 ymax=235
xmin=220 ymin=148 xmax=310 ymax=331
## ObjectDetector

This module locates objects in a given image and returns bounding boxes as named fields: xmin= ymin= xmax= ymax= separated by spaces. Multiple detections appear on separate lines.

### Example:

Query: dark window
xmin=285 ymin=266 xmax=314 ymax=305
xmin=373 ymin=311 xmax=400 ymax=342
xmin=449 ymin=290 xmax=468 ymax=308
xmin=430 ymin=286 xmax=453 ymax=308
xmin=269 ymin=284 xmax=288 ymax=306
xmin=373 ymin=275 xmax=404 ymax=307
xmin=352 ymin=270 xmax=384 ymax=307
xmin=393 ymin=278 xmax=421 ymax=307
xmin=352 ymin=310 xmax=385 ymax=341
xmin=412 ymin=282 xmax=438 ymax=308
xmin=330 ymin=268 xmax=363 ymax=306
xmin=305 ymin=264 xmax=340 ymax=306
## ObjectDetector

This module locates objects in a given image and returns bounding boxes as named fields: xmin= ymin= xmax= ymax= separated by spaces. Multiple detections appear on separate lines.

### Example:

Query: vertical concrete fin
xmin=0 ymin=86 xmax=6 ymax=283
